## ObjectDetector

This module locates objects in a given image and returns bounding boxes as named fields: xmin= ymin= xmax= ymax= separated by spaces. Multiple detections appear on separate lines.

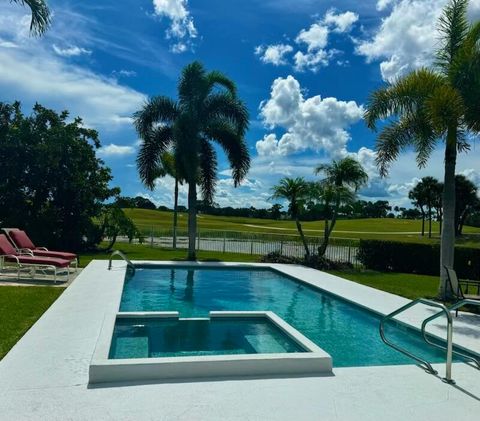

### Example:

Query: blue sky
xmin=1 ymin=0 xmax=479 ymax=209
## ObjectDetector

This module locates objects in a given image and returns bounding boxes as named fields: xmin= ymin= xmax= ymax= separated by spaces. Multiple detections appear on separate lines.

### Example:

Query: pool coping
xmin=89 ymin=310 xmax=332 ymax=384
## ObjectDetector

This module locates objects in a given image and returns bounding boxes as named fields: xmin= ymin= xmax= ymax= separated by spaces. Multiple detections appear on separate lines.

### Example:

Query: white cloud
xmin=254 ymin=44 xmax=293 ymax=66
xmin=0 ymin=7 xmax=146 ymax=129
xmin=152 ymin=0 xmax=197 ymax=53
xmin=52 ymin=44 xmax=91 ymax=57
xmin=256 ymin=76 xmax=364 ymax=157
xmin=323 ymin=9 xmax=359 ymax=33
xmin=255 ymin=9 xmax=357 ymax=73
xmin=356 ymin=0 xmax=480 ymax=82
xmin=97 ymin=144 xmax=135 ymax=157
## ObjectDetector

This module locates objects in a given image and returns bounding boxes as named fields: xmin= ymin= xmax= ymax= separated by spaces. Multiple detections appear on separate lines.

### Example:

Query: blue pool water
xmin=119 ymin=266 xmax=455 ymax=367
xmin=109 ymin=317 xmax=306 ymax=359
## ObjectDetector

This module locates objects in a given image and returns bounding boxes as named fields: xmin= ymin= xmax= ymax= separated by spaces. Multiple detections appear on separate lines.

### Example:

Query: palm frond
xmin=133 ymin=96 xmax=179 ymax=139
xmin=270 ymin=177 xmax=309 ymax=218
xmin=204 ymin=121 xmax=250 ymax=186
xmin=436 ymin=0 xmax=469 ymax=73
xmin=206 ymin=70 xmax=237 ymax=96
xmin=12 ymin=0 xmax=51 ymax=36
xmin=375 ymin=119 xmax=417 ymax=177
xmin=198 ymin=138 xmax=217 ymax=204
xmin=178 ymin=61 xmax=207 ymax=106
xmin=136 ymin=126 xmax=173 ymax=189
xmin=203 ymin=93 xmax=249 ymax=135
xmin=364 ymin=69 xmax=444 ymax=129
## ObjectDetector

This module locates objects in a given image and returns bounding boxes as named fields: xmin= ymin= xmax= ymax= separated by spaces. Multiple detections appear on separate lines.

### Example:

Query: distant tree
xmin=271 ymin=177 xmax=311 ymax=256
xmin=364 ymin=0 xmax=480 ymax=299
xmin=133 ymin=196 xmax=157 ymax=210
xmin=314 ymin=157 xmax=368 ymax=256
xmin=9 ymin=0 xmax=51 ymax=36
xmin=269 ymin=204 xmax=283 ymax=220
xmin=455 ymin=175 xmax=479 ymax=235
xmin=409 ymin=183 xmax=428 ymax=236
xmin=135 ymin=62 xmax=250 ymax=260
xmin=99 ymin=205 xmax=143 ymax=251
xmin=0 ymin=102 xmax=117 ymax=250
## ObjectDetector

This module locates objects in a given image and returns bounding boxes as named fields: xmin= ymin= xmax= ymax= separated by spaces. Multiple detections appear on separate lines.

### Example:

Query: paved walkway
xmin=0 ymin=261 xmax=479 ymax=420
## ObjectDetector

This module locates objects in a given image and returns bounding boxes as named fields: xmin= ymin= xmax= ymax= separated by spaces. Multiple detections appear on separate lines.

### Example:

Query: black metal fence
xmin=116 ymin=227 xmax=361 ymax=267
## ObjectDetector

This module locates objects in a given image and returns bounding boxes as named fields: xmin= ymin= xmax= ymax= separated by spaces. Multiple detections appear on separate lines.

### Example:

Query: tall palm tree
xmin=10 ymin=0 xmax=51 ymax=36
xmin=314 ymin=157 xmax=368 ymax=256
xmin=135 ymin=62 xmax=250 ymax=260
xmin=271 ymin=177 xmax=311 ymax=256
xmin=158 ymin=151 xmax=184 ymax=249
xmin=364 ymin=0 xmax=480 ymax=299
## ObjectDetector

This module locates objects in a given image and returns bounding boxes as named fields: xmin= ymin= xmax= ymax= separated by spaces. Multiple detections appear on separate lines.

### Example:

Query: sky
xmin=0 ymin=0 xmax=480 ymax=210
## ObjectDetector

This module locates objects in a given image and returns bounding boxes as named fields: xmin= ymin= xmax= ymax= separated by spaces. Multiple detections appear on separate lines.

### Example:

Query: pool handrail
xmin=379 ymin=298 xmax=454 ymax=384
xmin=421 ymin=299 xmax=480 ymax=370
xmin=108 ymin=250 xmax=135 ymax=272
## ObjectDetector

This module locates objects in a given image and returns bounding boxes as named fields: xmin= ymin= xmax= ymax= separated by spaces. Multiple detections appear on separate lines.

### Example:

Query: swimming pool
xmin=119 ymin=265 xmax=458 ymax=367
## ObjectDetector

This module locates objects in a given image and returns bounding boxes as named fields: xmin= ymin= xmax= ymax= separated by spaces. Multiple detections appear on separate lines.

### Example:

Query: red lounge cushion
xmin=5 ymin=255 xmax=71 ymax=268
xmin=0 ymin=234 xmax=17 ymax=255
xmin=9 ymin=230 xmax=35 ymax=250
xmin=33 ymin=250 xmax=77 ymax=261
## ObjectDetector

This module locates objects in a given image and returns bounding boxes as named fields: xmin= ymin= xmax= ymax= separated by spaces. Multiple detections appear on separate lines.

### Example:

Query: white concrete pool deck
xmin=0 ymin=260 xmax=479 ymax=420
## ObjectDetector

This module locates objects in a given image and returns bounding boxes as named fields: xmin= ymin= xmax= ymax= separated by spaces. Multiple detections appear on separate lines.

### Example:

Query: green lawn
xmin=79 ymin=242 xmax=261 ymax=267
xmin=124 ymin=208 xmax=480 ymax=247
xmin=0 ymin=286 xmax=64 ymax=359
xmin=329 ymin=270 xmax=439 ymax=300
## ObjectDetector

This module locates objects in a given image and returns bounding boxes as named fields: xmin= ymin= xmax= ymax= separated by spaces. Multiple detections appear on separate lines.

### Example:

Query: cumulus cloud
xmin=52 ymin=44 xmax=91 ymax=57
xmin=256 ymin=76 xmax=363 ymax=157
xmin=323 ymin=10 xmax=359 ymax=33
xmin=356 ymin=0 xmax=480 ymax=82
xmin=255 ymin=8 xmax=358 ymax=72
xmin=254 ymin=44 xmax=293 ymax=66
xmin=152 ymin=0 xmax=197 ymax=53
xmin=97 ymin=143 xmax=136 ymax=157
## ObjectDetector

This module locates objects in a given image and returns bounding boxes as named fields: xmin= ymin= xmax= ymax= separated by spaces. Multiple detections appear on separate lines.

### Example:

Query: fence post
xmin=150 ymin=227 xmax=154 ymax=248
xmin=250 ymin=239 xmax=254 ymax=255
xmin=280 ymin=240 xmax=284 ymax=255
xmin=348 ymin=244 xmax=351 ymax=264
xmin=197 ymin=230 xmax=200 ymax=251
xmin=223 ymin=232 xmax=226 ymax=253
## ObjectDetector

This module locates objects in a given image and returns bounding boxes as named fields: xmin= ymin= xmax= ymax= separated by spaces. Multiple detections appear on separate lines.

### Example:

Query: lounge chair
xmin=3 ymin=228 xmax=77 ymax=271
xmin=444 ymin=266 xmax=480 ymax=316
xmin=0 ymin=234 xmax=70 ymax=283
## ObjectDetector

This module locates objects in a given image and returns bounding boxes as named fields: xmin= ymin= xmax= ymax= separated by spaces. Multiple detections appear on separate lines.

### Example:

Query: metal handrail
xmin=380 ymin=298 xmax=454 ymax=383
xmin=108 ymin=250 xmax=135 ymax=271
xmin=421 ymin=299 xmax=480 ymax=370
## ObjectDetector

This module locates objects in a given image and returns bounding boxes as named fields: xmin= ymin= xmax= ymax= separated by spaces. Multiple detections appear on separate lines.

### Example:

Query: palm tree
xmin=408 ymin=183 xmax=427 ymax=236
xmin=158 ymin=151 xmax=184 ymax=249
xmin=314 ymin=157 xmax=368 ymax=256
xmin=364 ymin=0 xmax=480 ymax=299
xmin=271 ymin=177 xmax=311 ymax=256
xmin=10 ymin=0 xmax=51 ymax=36
xmin=135 ymin=62 xmax=250 ymax=260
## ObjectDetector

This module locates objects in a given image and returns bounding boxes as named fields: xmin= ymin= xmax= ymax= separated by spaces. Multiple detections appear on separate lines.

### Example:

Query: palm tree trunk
xmin=439 ymin=128 xmax=457 ymax=300
xmin=428 ymin=206 xmax=432 ymax=238
xmin=295 ymin=217 xmax=310 ymax=257
xmin=421 ymin=211 xmax=425 ymax=236
xmin=173 ymin=178 xmax=179 ymax=249
xmin=187 ymin=181 xmax=197 ymax=260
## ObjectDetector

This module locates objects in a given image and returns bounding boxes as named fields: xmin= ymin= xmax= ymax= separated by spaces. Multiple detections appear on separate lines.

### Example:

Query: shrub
xmin=261 ymin=251 xmax=353 ymax=271
xmin=357 ymin=240 xmax=480 ymax=279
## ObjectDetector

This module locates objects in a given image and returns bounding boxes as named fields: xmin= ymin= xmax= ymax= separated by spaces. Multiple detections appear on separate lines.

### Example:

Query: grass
xmin=0 ymin=286 xmax=64 ymax=359
xmin=329 ymin=270 xmax=439 ymax=300
xmin=124 ymin=208 xmax=480 ymax=247
xmin=79 ymin=242 xmax=261 ymax=267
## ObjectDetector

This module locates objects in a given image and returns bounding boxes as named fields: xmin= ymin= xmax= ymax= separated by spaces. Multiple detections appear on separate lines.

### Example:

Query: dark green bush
xmin=357 ymin=240 xmax=480 ymax=279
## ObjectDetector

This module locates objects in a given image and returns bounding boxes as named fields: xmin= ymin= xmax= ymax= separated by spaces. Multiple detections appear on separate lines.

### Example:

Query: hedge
xmin=357 ymin=240 xmax=480 ymax=279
